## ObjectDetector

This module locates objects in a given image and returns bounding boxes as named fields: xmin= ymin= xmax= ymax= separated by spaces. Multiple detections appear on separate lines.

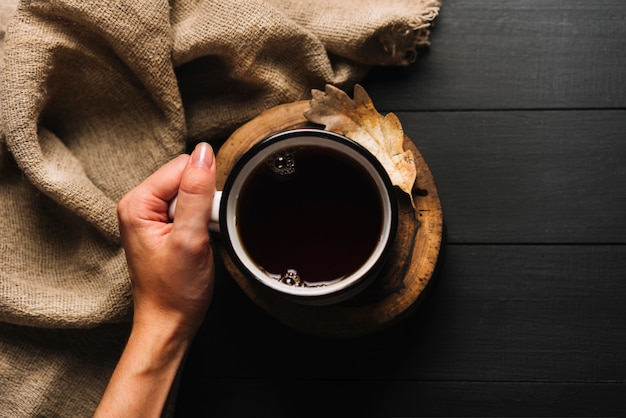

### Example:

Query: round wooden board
xmin=214 ymin=101 xmax=443 ymax=338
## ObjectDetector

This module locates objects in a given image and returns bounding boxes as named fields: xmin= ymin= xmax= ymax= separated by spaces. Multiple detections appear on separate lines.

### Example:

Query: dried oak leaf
xmin=304 ymin=84 xmax=417 ymax=208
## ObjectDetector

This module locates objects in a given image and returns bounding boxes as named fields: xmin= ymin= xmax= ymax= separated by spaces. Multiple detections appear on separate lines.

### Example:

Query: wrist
xmin=132 ymin=303 xmax=204 ymax=343
xmin=129 ymin=314 xmax=195 ymax=365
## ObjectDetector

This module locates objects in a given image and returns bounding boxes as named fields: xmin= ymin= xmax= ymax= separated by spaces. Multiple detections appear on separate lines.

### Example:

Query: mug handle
xmin=167 ymin=191 xmax=222 ymax=232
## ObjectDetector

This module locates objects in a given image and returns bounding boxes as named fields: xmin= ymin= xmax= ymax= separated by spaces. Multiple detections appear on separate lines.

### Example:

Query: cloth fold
xmin=0 ymin=0 xmax=439 ymax=415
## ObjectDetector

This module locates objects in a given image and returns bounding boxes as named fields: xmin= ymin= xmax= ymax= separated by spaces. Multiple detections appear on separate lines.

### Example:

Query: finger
xmin=136 ymin=154 xmax=190 ymax=204
xmin=118 ymin=154 xmax=189 ymax=226
xmin=171 ymin=142 xmax=216 ymax=234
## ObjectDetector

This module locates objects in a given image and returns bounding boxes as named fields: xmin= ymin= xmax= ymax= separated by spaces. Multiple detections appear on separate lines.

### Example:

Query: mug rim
xmin=219 ymin=128 xmax=398 ymax=304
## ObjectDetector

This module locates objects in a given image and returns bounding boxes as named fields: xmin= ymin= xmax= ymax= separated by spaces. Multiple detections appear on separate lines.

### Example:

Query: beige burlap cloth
xmin=0 ymin=0 xmax=439 ymax=415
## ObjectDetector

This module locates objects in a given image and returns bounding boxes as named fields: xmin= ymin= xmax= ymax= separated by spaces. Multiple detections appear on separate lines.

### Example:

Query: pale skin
xmin=94 ymin=142 xmax=217 ymax=417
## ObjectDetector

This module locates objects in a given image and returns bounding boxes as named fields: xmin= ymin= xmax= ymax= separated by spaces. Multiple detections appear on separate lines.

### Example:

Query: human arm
xmin=94 ymin=142 xmax=216 ymax=417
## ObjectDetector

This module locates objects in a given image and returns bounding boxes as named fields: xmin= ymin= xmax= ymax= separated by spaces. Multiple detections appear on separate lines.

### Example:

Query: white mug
xmin=170 ymin=129 xmax=398 ymax=305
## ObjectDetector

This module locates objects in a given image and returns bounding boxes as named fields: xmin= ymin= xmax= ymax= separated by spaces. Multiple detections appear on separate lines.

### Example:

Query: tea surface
xmin=237 ymin=146 xmax=383 ymax=286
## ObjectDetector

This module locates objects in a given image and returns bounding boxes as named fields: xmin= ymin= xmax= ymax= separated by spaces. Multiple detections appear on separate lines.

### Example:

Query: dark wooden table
xmin=175 ymin=1 xmax=626 ymax=416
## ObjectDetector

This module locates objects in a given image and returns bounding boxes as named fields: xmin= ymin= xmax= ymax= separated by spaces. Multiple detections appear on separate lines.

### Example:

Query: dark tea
xmin=236 ymin=145 xmax=384 ymax=286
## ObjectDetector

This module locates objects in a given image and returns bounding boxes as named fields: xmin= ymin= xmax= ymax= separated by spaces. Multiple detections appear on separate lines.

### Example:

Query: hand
xmin=118 ymin=141 xmax=217 ymax=337
xmin=94 ymin=142 xmax=216 ymax=417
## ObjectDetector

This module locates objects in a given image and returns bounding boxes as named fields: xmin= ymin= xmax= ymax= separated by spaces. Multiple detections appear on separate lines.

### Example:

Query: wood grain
xmin=399 ymin=109 xmax=626 ymax=243
xmin=364 ymin=0 xmax=626 ymax=111
xmin=177 ymin=379 xmax=626 ymax=417
xmin=176 ymin=1 xmax=626 ymax=416
xmin=184 ymin=245 xmax=626 ymax=381
xmin=178 ymin=244 xmax=626 ymax=415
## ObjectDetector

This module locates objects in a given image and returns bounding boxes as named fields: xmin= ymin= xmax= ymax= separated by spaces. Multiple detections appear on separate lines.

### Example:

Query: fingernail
xmin=190 ymin=142 xmax=214 ymax=169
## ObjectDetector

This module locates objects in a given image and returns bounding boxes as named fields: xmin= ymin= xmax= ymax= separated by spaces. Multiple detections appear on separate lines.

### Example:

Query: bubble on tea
xmin=267 ymin=150 xmax=296 ymax=176
xmin=280 ymin=269 xmax=302 ymax=286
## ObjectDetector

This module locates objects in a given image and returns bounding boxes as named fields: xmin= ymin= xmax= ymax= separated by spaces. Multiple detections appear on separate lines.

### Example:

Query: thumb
xmin=171 ymin=142 xmax=216 ymax=233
